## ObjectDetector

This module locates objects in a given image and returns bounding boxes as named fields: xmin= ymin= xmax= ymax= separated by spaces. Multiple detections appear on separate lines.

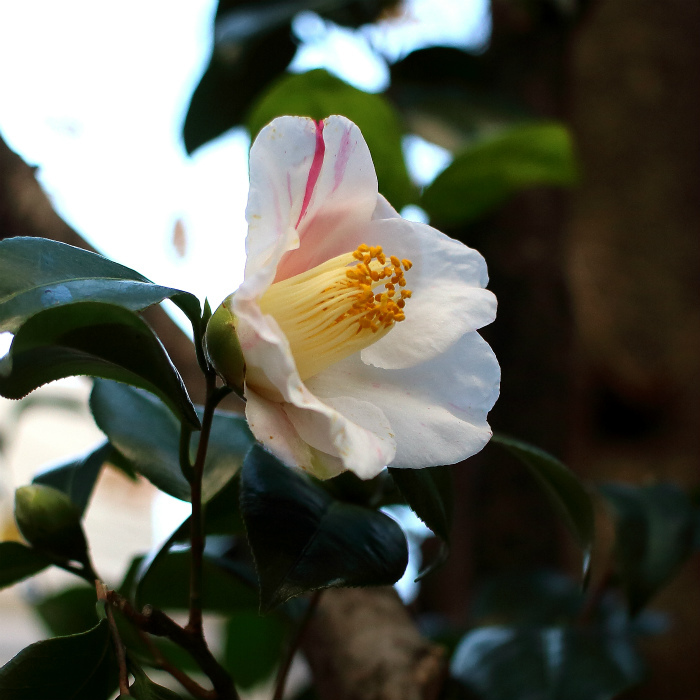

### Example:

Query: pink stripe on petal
xmin=295 ymin=119 xmax=325 ymax=229
xmin=333 ymin=126 xmax=352 ymax=192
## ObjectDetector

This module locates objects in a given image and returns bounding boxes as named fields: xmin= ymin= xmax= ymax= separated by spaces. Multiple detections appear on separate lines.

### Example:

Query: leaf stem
xmin=96 ymin=580 xmax=130 ymax=696
xmin=273 ymin=591 xmax=323 ymax=700
xmin=187 ymin=371 xmax=218 ymax=638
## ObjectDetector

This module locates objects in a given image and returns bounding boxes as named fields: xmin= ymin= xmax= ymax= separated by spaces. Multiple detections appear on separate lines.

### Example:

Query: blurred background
xmin=0 ymin=1 xmax=698 ymax=698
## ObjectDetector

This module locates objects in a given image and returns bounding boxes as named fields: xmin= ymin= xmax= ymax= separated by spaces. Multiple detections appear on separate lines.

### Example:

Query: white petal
xmin=358 ymin=217 xmax=497 ymax=369
xmin=284 ymin=396 xmax=396 ymax=480
xmin=305 ymin=330 xmax=501 ymax=469
xmin=371 ymin=193 xmax=401 ymax=220
xmin=233 ymin=292 xmax=396 ymax=480
xmin=245 ymin=389 xmax=314 ymax=470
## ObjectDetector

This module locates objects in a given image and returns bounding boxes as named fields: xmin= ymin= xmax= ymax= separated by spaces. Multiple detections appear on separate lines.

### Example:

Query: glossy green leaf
xmin=0 ymin=542 xmax=51 ymax=590
xmin=90 ymin=379 xmax=252 ymax=501
xmin=451 ymin=625 xmax=643 ymax=700
xmin=0 ymin=302 xmax=199 ymax=429
xmin=32 ymin=441 xmax=115 ymax=515
xmin=222 ymin=610 xmax=288 ymax=689
xmin=247 ymin=69 xmax=415 ymax=210
xmin=422 ymin=123 xmax=577 ymax=225
xmin=33 ymin=585 xmax=98 ymax=637
xmin=240 ymin=446 xmax=408 ymax=611
xmin=599 ymin=482 xmax=696 ymax=614
xmin=0 ymin=237 xmax=200 ymax=333
xmin=0 ymin=620 xmax=118 ymax=699
xmin=492 ymin=434 xmax=594 ymax=567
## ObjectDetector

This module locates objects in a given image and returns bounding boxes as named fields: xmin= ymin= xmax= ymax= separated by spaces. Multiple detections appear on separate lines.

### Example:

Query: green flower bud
xmin=14 ymin=485 xmax=89 ymax=563
xmin=205 ymin=295 xmax=246 ymax=395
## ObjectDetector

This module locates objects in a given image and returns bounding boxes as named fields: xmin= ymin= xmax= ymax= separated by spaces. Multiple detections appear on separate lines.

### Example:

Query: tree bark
xmin=303 ymin=588 xmax=446 ymax=700
xmin=566 ymin=1 xmax=700 ymax=697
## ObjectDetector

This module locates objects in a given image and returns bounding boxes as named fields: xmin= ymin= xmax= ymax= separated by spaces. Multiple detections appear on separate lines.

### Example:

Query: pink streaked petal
xmin=274 ymin=115 xmax=379 ymax=281
xmin=244 ymin=117 xmax=320 ymax=282
xmin=295 ymin=119 xmax=325 ymax=229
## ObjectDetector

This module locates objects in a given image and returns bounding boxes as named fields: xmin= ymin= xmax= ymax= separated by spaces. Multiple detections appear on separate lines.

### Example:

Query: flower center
xmin=259 ymin=244 xmax=413 ymax=380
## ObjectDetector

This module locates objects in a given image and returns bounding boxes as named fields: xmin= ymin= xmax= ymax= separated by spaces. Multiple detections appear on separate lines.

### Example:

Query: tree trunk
xmin=566 ymin=1 xmax=700 ymax=697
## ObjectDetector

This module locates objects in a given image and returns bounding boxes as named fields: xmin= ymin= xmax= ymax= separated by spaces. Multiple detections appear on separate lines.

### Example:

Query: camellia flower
xmin=223 ymin=115 xmax=499 ymax=480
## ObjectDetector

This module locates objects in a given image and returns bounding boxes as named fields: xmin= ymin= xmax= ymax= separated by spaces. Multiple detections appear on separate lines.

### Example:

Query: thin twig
xmin=273 ymin=591 xmax=323 ymax=700
xmin=106 ymin=591 xmax=239 ymax=700
xmin=136 ymin=629 xmax=215 ymax=700
xmin=97 ymin=581 xmax=130 ymax=696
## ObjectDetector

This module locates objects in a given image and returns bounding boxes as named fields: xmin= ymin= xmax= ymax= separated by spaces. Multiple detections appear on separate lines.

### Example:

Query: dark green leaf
xmin=222 ymin=610 xmax=288 ymax=689
xmin=0 ymin=237 xmax=200 ymax=333
xmin=134 ymin=548 xmax=258 ymax=613
xmin=32 ymin=441 xmax=115 ymax=515
xmin=240 ymin=446 xmax=408 ymax=611
xmin=422 ymin=123 xmax=577 ymax=225
xmin=247 ymin=69 xmax=416 ymax=210
xmin=492 ymin=434 xmax=594 ymax=568
xmin=451 ymin=625 xmax=643 ymax=700
xmin=0 ymin=542 xmax=50 ymax=590
xmin=90 ymin=380 xmax=252 ymax=501
xmin=389 ymin=465 xmax=454 ymax=579
xmin=599 ymin=482 xmax=696 ymax=614
xmin=0 ymin=620 xmax=118 ymax=700
xmin=388 ymin=466 xmax=453 ymax=543
xmin=0 ymin=302 xmax=199 ymax=429
xmin=471 ymin=571 xmax=583 ymax=627
xmin=33 ymin=585 xmax=98 ymax=637
xmin=184 ymin=22 xmax=296 ymax=153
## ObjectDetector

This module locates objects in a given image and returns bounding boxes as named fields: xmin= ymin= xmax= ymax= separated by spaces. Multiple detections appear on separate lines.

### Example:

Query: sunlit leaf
xmin=240 ymin=446 xmax=408 ymax=611
xmin=0 ymin=237 xmax=200 ymax=333
xmin=422 ymin=123 xmax=577 ymax=225
xmin=599 ymin=482 xmax=696 ymax=614
xmin=0 ymin=302 xmax=199 ymax=429
xmin=247 ymin=69 xmax=415 ymax=209
xmin=0 ymin=620 xmax=118 ymax=699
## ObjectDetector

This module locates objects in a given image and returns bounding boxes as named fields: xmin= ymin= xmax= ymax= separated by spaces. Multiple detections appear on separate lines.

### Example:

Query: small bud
xmin=205 ymin=295 xmax=246 ymax=395
xmin=14 ymin=485 xmax=89 ymax=563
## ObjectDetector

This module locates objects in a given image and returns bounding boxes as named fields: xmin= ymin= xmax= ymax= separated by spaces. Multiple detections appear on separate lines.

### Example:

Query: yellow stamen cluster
xmin=259 ymin=243 xmax=413 ymax=380
xmin=342 ymin=244 xmax=412 ymax=332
